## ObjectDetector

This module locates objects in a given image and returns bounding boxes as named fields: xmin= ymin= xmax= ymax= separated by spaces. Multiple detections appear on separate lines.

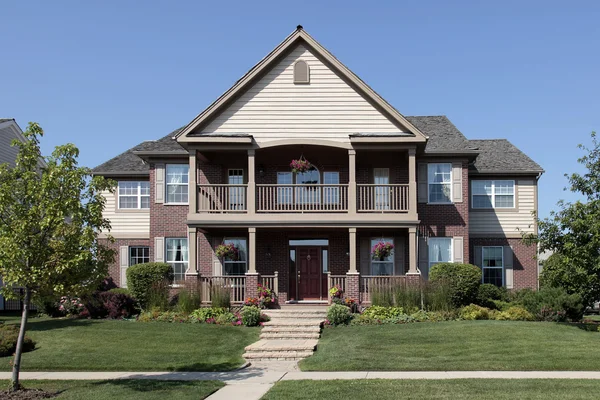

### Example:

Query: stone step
xmin=263 ymin=318 xmax=324 ymax=327
xmin=263 ymin=312 xmax=327 ymax=319
xmin=261 ymin=325 xmax=321 ymax=334
xmin=260 ymin=332 xmax=321 ymax=340
xmin=244 ymin=339 xmax=318 ymax=353
xmin=243 ymin=350 xmax=314 ymax=361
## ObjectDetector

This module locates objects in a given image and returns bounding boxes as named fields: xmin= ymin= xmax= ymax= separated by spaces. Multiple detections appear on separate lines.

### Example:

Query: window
xmin=296 ymin=167 xmax=320 ymax=205
xmin=371 ymin=238 xmax=394 ymax=275
xmin=228 ymin=169 xmax=245 ymax=210
xmin=322 ymin=249 xmax=329 ymax=273
xmin=472 ymin=180 xmax=515 ymax=209
xmin=428 ymin=238 xmax=452 ymax=273
xmin=374 ymin=168 xmax=390 ymax=210
xmin=222 ymin=238 xmax=247 ymax=275
xmin=277 ymin=172 xmax=293 ymax=204
xmin=129 ymin=246 xmax=149 ymax=266
xmin=293 ymin=60 xmax=310 ymax=83
xmin=428 ymin=163 xmax=452 ymax=203
xmin=482 ymin=246 xmax=503 ymax=286
xmin=118 ymin=181 xmax=150 ymax=209
xmin=166 ymin=238 xmax=188 ymax=282
xmin=323 ymin=172 xmax=340 ymax=205
xmin=166 ymin=164 xmax=189 ymax=204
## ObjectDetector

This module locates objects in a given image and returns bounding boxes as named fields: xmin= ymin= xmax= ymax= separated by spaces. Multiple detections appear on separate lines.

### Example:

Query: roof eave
xmin=92 ymin=170 xmax=150 ymax=177
xmin=469 ymin=169 xmax=545 ymax=175
xmin=350 ymin=136 xmax=425 ymax=143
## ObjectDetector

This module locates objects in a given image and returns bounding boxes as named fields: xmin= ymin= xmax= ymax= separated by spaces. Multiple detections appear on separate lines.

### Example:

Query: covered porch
xmin=186 ymin=226 xmax=420 ymax=305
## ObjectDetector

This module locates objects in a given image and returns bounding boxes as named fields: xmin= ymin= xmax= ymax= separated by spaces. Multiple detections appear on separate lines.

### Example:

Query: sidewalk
xmin=3 ymin=369 xmax=600 ymax=400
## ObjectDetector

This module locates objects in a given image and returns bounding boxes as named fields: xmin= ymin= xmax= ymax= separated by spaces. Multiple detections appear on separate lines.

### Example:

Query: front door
xmin=297 ymin=247 xmax=321 ymax=299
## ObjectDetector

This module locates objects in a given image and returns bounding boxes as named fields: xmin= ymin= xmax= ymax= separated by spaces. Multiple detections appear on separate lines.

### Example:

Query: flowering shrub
xmin=329 ymin=285 xmax=343 ymax=299
xmin=215 ymin=243 xmax=239 ymax=261
xmin=81 ymin=291 xmax=137 ymax=319
xmin=371 ymin=241 xmax=394 ymax=260
xmin=290 ymin=158 xmax=313 ymax=173
xmin=58 ymin=296 xmax=85 ymax=316
xmin=537 ymin=306 xmax=567 ymax=322
xmin=257 ymin=284 xmax=276 ymax=308
xmin=244 ymin=297 xmax=260 ymax=307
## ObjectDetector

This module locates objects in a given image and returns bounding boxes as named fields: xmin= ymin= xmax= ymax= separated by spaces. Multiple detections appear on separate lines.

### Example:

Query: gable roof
xmin=176 ymin=26 xmax=427 ymax=142
xmin=469 ymin=139 xmax=544 ymax=175
xmin=0 ymin=118 xmax=13 ymax=124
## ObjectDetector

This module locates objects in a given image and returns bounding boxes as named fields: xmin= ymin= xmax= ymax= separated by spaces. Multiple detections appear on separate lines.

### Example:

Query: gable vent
xmin=293 ymin=60 xmax=310 ymax=84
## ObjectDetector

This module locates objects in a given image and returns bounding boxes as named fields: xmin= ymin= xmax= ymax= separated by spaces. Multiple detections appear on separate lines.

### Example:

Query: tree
xmin=0 ymin=123 xmax=115 ymax=391
xmin=524 ymin=131 xmax=600 ymax=306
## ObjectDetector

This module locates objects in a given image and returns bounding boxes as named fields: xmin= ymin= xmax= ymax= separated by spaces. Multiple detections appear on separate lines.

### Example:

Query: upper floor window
xmin=293 ymin=60 xmax=310 ymax=83
xmin=472 ymin=180 xmax=515 ymax=209
xmin=428 ymin=163 xmax=452 ymax=203
xmin=118 ymin=181 xmax=150 ymax=209
xmin=166 ymin=164 xmax=189 ymax=204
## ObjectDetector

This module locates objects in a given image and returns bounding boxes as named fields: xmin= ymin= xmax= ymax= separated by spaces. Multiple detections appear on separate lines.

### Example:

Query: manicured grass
xmin=0 ymin=316 xmax=259 ymax=371
xmin=300 ymin=321 xmax=600 ymax=371
xmin=262 ymin=379 xmax=600 ymax=399
xmin=1 ymin=380 xmax=223 ymax=399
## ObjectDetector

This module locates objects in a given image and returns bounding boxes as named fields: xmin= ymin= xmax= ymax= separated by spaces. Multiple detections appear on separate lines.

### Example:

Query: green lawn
xmin=0 ymin=316 xmax=259 ymax=371
xmin=300 ymin=321 xmax=600 ymax=371
xmin=1 ymin=380 xmax=223 ymax=399
xmin=262 ymin=379 xmax=600 ymax=400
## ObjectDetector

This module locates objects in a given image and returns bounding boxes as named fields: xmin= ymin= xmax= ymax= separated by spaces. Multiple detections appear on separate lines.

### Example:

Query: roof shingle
xmin=468 ymin=139 xmax=544 ymax=174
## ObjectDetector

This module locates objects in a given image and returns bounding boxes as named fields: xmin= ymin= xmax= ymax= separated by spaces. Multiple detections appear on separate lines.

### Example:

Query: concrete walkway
xmin=4 ymin=368 xmax=600 ymax=400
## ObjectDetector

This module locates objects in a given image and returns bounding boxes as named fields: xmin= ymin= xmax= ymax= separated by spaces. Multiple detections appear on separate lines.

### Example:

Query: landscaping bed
xmin=0 ymin=380 xmax=223 ymax=400
xmin=299 ymin=321 xmax=600 ymax=371
xmin=262 ymin=379 xmax=600 ymax=400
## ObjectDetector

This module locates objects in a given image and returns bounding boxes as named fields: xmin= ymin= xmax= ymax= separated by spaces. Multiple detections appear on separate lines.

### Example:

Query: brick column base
xmin=185 ymin=273 xmax=199 ymax=282
xmin=346 ymin=273 xmax=360 ymax=303
xmin=245 ymin=273 xmax=260 ymax=299
xmin=405 ymin=274 xmax=422 ymax=285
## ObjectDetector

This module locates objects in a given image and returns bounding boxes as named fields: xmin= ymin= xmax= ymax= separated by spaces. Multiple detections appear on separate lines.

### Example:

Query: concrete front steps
xmin=243 ymin=307 xmax=327 ymax=361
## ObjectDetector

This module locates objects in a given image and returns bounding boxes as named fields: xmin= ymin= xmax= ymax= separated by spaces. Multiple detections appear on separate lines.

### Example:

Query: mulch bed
xmin=0 ymin=388 xmax=57 ymax=399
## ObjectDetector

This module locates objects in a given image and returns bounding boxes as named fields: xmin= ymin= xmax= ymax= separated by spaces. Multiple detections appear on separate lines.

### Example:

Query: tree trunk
xmin=11 ymin=287 xmax=30 ymax=392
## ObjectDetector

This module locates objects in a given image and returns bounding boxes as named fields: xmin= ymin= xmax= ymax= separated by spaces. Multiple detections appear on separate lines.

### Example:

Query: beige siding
xmin=469 ymin=180 xmax=536 ymax=236
xmin=101 ymin=190 xmax=150 ymax=238
xmin=202 ymin=44 xmax=403 ymax=143
xmin=0 ymin=125 xmax=21 ymax=166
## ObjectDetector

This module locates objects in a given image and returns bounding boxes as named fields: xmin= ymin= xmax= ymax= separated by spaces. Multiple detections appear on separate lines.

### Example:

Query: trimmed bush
xmin=241 ymin=306 xmax=261 ymax=327
xmin=459 ymin=304 xmax=490 ymax=320
xmin=429 ymin=263 xmax=482 ymax=307
xmin=513 ymin=287 xmax=584 ymax=322
xmin=362 ymin=306 xmax=404 ymax=320
xmin=476 ymin=284 xmax=507 ymax=309
xmin=0 ymin=324 xmax=35 ymax=357
xmin=496 ymin=306 xmax=535 ymax=321
xmin=327 ymin=303 xmax=352 ymax=325
xmin=126 ymin=262 xmax=173 ymax=309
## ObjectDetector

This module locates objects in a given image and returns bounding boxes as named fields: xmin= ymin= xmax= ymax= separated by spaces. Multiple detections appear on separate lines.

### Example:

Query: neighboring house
xmin=92 ymin=27 xmax=543 ymax=304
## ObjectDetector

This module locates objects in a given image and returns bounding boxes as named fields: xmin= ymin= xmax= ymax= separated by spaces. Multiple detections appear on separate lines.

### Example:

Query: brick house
xmin=92 ymin=27 xmax=543 ymax=304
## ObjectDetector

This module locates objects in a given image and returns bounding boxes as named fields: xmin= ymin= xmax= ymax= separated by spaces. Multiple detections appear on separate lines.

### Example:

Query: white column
xmin=189 ymin=150 xmax=197 ymax=214
xmin=348 ymin=227 xmax=357 ymax=273
xmin=247 ymin=149 xmax=256 ymax=215
xmin=186 ymin=227 xmax=198 ymax=275
xmin=248 ymin=227 xmax=257 ymax=274
xmin=348 ymin=149 xmax=357 ymax=214
xmin=408 ymin=148 xmax=417 ymax=217
xmin=407 ymin=226 xmax=418 ymax=274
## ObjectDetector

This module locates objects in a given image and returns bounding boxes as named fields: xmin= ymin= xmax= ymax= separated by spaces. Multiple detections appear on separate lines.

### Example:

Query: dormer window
xmin=294 ymin=60 xmax=310 ymax=83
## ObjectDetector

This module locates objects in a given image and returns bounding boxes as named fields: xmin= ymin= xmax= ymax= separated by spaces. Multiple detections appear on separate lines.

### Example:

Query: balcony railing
xmin=357 ymin=184 xmax=409 ymax=213
xmin=197 ymin=184 xmax=247 ymax=213
xmin=256 ymin=184 xmax=348 ymax=213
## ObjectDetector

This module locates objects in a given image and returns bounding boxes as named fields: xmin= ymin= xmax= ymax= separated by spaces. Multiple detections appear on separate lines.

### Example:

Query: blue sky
xmin=1 ymin=1 xmax=599 ymax=218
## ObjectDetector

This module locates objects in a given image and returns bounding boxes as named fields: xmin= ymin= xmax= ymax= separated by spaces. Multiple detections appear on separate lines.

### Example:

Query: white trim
xmin=472 ymin=180 xmax=516 ymax=209
xmin=481 ymin=246 xmax=505 ymax=286
xmin=427 ymin=163 xmax=453 ymax=204
xmin=118 ymin=181 xmax=150 ymax=209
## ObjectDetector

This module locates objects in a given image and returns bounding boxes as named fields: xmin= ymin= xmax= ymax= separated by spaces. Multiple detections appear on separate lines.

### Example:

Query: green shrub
xmin=216 ymin=312 xmax=237 ymax=325
xmin=210 ymin=285 xmax=231 ymax=309
xmin=459 ymin=304 xmax=490 ymax=320
xmin=327 ymin=303 xmax=352 ymax=325
xmin=513 ymin=287 xmax=584 ymax=321
xmin=0 ymin=324 xmax=36 ymax=357
xmin=241 ymin=306 xmax=261 ymax=327
xmin=362 ymin=306 xmax=404 ymax=320
xmin=126 ymin=262 xmax=173 ymax=308
xmin=476 ymin=284 xmax=507 ymax=308
xmin=491 ymin=300 xmax=511 ymax=311
xmin=430 ymin=263 xmax=482 ymax=307
xmin=496 ymin=306 xmax=535 ymax=321
xmin=190 ymin=307 xmax=228 ymax=322
xmin=176 ymin=282 xmax=202 ymax=315
xmin=108 ymin=288 xmax=131 ymax=296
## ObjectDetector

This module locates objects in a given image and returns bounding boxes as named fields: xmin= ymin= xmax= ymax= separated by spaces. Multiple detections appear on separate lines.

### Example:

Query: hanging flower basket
xmin=290 ymin=156 xmax=313 ymax=174
xmin=215 ymin=243 xmax=239 ymax=261
xmin=371 ymin=241 xmax=394 ymax=260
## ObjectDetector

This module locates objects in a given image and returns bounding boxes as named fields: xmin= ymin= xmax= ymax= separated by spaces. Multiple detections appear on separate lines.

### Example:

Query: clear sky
xmin=1 ymin=0 xmax=599 ymax=218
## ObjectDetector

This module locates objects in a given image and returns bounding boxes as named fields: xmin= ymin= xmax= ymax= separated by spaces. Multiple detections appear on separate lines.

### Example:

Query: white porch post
xmin=248 ymin=227 xmax=257 ymax=274
xmin=186 ymin=227 xmax=198 ymax=275
xmin=348 ymin=149 xmax=357 ymax=214
xmin=408 ymin=147 xmax=417 ymax=217
xmin=348 ymin=227 xmax=357 ymax=273
xmin=247 ymin=149 xmax=256 ymax=215
xmin=189 ymin=150 xmax=197 ymax=214
xmin=407 ymin=226 xmax=419 ymax=275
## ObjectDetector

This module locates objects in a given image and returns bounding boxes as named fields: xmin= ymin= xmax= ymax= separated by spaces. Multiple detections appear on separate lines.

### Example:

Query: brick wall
xmin=101 ymin=238 xmax=151 ymax=287
xmin=417 ymin=160 xmax=469 ymax=262
xmin=470 ymin=237 xmax=538 ymax=289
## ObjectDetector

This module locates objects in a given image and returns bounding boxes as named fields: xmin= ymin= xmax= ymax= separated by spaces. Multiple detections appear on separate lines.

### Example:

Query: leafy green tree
xmin=524 ymin=131 xmax=600 ymax=306
xmin=0 ymin=123 xmax=114 ymax=391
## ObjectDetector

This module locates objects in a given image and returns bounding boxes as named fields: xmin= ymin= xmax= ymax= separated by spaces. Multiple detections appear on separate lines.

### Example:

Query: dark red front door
xmin=298 ymin=247 xmax=321 ymax=299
